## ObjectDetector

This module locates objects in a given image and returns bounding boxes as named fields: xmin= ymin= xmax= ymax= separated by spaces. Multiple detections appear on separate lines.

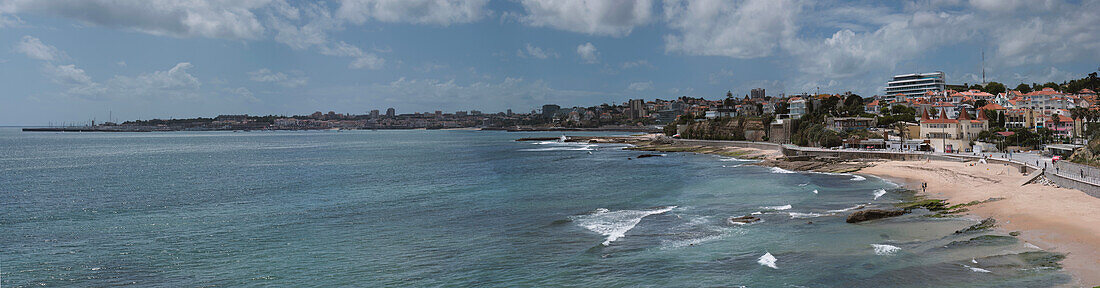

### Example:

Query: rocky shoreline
xmin=520 ymin=134 xmax=1078 ymax=283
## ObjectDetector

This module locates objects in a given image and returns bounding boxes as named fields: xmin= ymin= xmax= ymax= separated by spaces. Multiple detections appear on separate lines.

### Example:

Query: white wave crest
xmin=871 ymin=244 xmax=901 ymax=255
xmin=872 ymin=189 xmax=887 ymax=200
xmin=812 ymin=189 xmax=819 ymax=194
xmin=758 ymin=252 xmax=778 ymax=269
xmin=728 ymin=219 xmax=764 ymax=226
xmin=769 ymin=167 xmax=796 ymax=174
xmin=850 ymin=175 xmax=866 ymax=181
xmin=827 ymin=204 xmax=867 ymax=213
xmin=789 ymin=212 xmax=826 ymax=219
xmin=963 ymin=265 xmax=991 ymax=273
xmin=760 ymin=204 xmax=792 ymax=211
xmin=571 ymin=206 xmax=676 ymax=246
xmin=520 ymin=145 xmax=597 ymax=152
xmin=798 ymin=183 xmax=809 ymax=187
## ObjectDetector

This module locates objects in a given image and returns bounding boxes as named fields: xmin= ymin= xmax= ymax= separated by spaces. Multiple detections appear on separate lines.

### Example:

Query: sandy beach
xmin=861 ymin=160 xmax=1100 ymax=286
xmin=579 ymin=135 xmax=1100 ymax=285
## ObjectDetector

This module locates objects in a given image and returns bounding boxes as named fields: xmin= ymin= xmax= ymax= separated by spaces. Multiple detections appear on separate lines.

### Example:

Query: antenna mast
xmin=981 ymin=48 xmax=986 ymax=84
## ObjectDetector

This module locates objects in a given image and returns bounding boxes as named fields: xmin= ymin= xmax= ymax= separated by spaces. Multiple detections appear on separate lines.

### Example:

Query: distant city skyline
xmin=1 ymin=0 xmax=1099 ymax=125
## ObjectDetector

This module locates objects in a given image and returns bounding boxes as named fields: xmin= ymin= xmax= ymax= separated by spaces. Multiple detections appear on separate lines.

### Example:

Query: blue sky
xmin=1 ymin=0 xmax=1098 ymax=125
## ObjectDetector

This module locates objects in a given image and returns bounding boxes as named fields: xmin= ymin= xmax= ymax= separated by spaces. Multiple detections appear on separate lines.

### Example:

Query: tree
xmin=775 ymin=102 xmax=790 ymax=114
xmin=1042 ymin=82 xmax=1061 ymax=91
xmin=982 ymin=82 xmax=1006 ymax=94
xmin=975 ymin=99 xmax=988 ymax=108
xmin=1015 ymin=83 xmax=1032 ymax=93
xmin=894 ymin=122 xmax=909 ymax=143
xmin=843 ymin=94 xmax=864 ymax=116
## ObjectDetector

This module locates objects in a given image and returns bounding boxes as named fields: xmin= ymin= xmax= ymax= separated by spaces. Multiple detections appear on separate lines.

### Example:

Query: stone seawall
xmin=674 ymin=139 xmax=781 ymax=151
xmin=1048 ymin=161 xmax=1100 ymax=197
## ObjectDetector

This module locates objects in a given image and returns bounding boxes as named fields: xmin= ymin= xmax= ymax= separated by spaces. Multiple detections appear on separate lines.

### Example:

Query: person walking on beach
xmin=921 ymin=182 xmax=927 ymax=193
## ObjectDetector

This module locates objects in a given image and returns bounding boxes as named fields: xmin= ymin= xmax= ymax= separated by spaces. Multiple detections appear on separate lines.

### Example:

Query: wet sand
xmin=861 ymin=160 xmax=1100 ymax=286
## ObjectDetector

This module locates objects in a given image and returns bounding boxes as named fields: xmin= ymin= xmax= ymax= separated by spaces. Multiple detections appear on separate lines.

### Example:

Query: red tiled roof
xmin=979 ymin=103 xmax=1006 ymax=110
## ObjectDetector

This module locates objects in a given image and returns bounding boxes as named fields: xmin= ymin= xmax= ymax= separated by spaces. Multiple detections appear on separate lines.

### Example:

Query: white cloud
xmin=663 ymin=0 xmax=802 ymax=58
xmin=517 ymin=43 xmax=558 ymax=59
xmin=988 ymin=1 xmax=1100 ymax=65
xmin=577 ymin=42 xmax=599 ymax=64
xmin=628 ymin=81 xmax=653 ymax=91
xmin=230 ymin=87 xmax=261 ymax=103
xmin=44 ymin=63 xmax=96 ymax=87
xmin=304 ymin=77 xmax=617 ymax=113
xmin=0 ymin=12 xmax=23 ymax=28
xmin=116 ymin=61 xmax=127 ymax=67
xmin=1 ymin=0 xmax=268 ymax=39
xmin=658 ymin=0 xmax=1099 ymax=97
xmin=14 ymin=36 xmax=66 ymax=61
xmin=518 ymin=0 xmax=654 ymax=37
xmin=270 ymin=2 xmax=338 ymax=51
xmin=620 ymin=60 xmax=652 ymax=69
xmin=337 ymin=0 xmax=489 ymax=26
xmin=319 ymin=41 xmax=385 ymax=70
xmin=248 ymin=69 xmax=308 ymax=88
xmin=787 ymin=10 xmax=973 ymax=79
xmin=1011 ymin=67 xmax=1078 ymax=85
xmin=44 ymin=62 xmax=202 ymax=101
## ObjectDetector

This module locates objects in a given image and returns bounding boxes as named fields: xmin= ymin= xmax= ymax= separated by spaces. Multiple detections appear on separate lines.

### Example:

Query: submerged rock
xmin=897 ymin=198 xmax=949 ymax=211
xmin=946 ymin=235 xmax=1018 ymax=248
xmin=955 ymin=218 xmax=996 ymax=234
xmin=728 ymin=215 xmax=761 ymax=225
xmin=636 ymin=154 xmax=663 ymax=158
xmin=846 ymin=209 xmax=907 ymax=223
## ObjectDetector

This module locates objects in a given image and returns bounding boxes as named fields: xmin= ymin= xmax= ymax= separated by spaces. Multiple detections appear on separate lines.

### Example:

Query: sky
xmin=1 ymin=0 xmax=1098 ymax=125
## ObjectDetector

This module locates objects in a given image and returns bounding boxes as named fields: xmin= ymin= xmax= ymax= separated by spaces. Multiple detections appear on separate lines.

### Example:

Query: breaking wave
xmin=871 ymin=244 xmax=901 ymax=255
xmin=963 ymin=264 xmax=992 ymax=273
xmin=758 ymin=252 xmax=778 ymax=269
xmin=769 ymin=167 xmax=796 ymax=174
xmin=789 ymin=212 xmax=826 ymax=219
xmin=827 ymin=204 xmax=867 ymax=213
xmin=760 ymin=204 xmax=792 ymax=211
xmin=872 ymin=189 xmax=887 ymax=200
xmin=571 ymin=206 xmax=676 ymax=246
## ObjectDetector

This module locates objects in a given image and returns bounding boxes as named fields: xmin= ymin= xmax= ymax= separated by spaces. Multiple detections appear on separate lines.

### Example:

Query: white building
xmin=885 ymin=72 xmax=946 ymax=99
xmin=788 ymin=97 xmax=807 ymax=119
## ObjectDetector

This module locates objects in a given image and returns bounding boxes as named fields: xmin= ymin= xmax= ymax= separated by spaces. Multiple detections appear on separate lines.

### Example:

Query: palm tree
xmin=893 ymin=121 xmax=908 ymax=149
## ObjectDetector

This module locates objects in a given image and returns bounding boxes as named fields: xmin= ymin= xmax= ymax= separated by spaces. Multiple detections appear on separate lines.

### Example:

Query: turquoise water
xmin=0 ymin=128 xmax=1070 ymax=287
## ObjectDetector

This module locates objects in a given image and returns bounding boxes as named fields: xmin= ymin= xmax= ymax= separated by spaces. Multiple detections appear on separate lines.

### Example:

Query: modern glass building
xmin=885 ymin=72 xmax=946 ymax=98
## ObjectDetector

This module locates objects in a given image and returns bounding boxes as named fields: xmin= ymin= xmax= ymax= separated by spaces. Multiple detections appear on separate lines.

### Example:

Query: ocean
xmin=0 ymin=128 xmax=1071 ymax=287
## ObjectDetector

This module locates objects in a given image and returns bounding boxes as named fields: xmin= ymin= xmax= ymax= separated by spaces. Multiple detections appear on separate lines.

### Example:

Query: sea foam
xmin=850 ymin=175 xmax=867 ymax=181
xmin=758 ymin=252 xmax=778 ymax=269
xmin=963 ymin=265 xmax=992 ymax=273
xmin=571 ymin=206 xmax=676 ymax=246
xmin=789 ymin=212 xmax=826 ymax=219
xmin=827 ymin=204 xmax=867 ymax=213
xmin=872 ymin=189 xmax=887 ymax=200
xmin=769 ymin=167 xmax=796 ymax=174
xmin=871 ymin=244 xmax=901 ymax=255
xmin=760 ymin=204 xmax=792 ymax=211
